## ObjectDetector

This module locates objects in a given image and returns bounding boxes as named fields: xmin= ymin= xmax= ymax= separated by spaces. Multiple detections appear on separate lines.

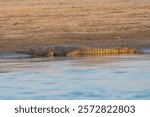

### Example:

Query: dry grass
xmin=0 ymin=0 xmax=150 ymax=52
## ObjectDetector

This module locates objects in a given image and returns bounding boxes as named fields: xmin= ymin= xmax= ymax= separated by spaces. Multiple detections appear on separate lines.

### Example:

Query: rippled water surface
xmin=0 ymin=53 xmax=150 ymax=99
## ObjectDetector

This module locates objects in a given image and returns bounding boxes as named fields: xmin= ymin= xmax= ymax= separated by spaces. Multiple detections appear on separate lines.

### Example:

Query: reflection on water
xmin=0 ymin=54 xmax=150 ymax=99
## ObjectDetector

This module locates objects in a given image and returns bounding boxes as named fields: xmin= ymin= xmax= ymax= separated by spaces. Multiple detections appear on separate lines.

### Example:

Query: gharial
xmin=28 ymin=45 xmax=143 ymax=57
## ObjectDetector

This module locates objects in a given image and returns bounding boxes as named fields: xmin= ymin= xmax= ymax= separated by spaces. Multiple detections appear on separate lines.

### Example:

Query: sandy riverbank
xmin=0 ymin=0 xmax=150 ymax=52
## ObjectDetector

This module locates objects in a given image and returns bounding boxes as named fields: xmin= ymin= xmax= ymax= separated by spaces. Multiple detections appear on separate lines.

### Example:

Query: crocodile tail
xmin=130 ymin=48 xmax=143 ymax=53
xmin=118 ymin=48 xmax=142 ymax=54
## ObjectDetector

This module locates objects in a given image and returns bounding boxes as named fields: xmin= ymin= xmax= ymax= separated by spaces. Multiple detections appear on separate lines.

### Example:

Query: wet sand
xmin=0 ymin=0 xmax=150 ymax=52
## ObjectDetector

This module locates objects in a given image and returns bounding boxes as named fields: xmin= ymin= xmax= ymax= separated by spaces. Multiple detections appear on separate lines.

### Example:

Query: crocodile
xmin=29 ymin=45 xmax=143 ymax=57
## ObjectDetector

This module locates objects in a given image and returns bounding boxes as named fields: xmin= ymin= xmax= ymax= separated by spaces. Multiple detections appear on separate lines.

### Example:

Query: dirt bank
xmin=0 ymin=0 xmax=150 ymax=52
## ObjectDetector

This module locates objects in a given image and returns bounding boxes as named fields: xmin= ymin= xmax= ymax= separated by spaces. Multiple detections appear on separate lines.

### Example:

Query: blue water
xmin=0 ymin=54 xmax=150 ymax=99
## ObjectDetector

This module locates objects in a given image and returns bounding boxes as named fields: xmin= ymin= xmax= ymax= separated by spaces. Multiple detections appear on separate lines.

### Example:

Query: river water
xmin=0 ymin=52 xmax=150 ymax=99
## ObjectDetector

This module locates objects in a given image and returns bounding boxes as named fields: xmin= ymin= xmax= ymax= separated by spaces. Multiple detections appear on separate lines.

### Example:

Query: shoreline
xmin=0 ymin=31 xmax=150 ymax=52
xmin=0 ymin=48 xmax=150 ymax=59
xmin=0 ymin=0 xmax=150 ymax=52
